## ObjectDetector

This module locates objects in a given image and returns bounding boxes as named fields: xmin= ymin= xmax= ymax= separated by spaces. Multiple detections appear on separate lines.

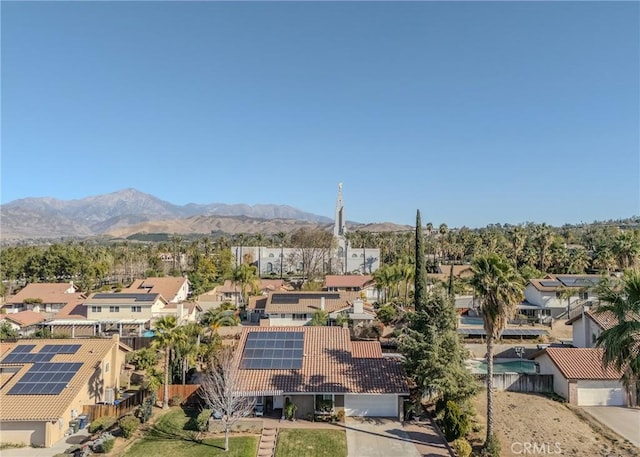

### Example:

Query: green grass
xmin=275 ymin=429 xmax=347 ymax=457
xmin=122 ymin=408 xmax=258 ymax=457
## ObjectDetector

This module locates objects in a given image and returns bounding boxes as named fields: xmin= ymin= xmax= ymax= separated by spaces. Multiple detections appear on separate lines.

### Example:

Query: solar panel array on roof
xmin=41 ymin=344 xmax=81 ymax=354
xmin=270 ymin=293 xmax=340 ymax=305
xmin=1 ymin=344 xmax=81 ymax=364
xmin=240 ymin=331 xmax=304 ymax=369
xmin=539 ymin=281 xmax=561 ymax=288
xmin=7 ymin=362 xmax=82 ymax=395
xmin=556 ymin=276 xmax=600 ymax=287
xmin=92 ymin=293 xmax=157 ymax=301
xmin=457 ymin=328 xmax=548 ymax=336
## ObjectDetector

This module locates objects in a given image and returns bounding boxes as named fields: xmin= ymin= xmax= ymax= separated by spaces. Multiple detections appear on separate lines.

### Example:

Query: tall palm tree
xmin=594 ymin=270 xmax=640 ymax=406
xmin=276 ymin=232 xmax=287 ymax=278
xmin=152 ymin=316 xmax=179 ymax=408
xmin=470 ymin=254 xmax=524 ymax=447
xmin=232 ymin=263 xmax=258 ymax=308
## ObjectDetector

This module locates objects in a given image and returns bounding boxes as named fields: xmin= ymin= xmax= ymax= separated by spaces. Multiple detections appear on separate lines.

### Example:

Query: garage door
xmin=577 ymin=386 xmax=624 ymax=406
xmin=344 ymin=394 xmax=398 ymax=417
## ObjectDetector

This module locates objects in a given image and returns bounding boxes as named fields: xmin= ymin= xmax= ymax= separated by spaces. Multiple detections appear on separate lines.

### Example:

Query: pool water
xmin=459 ymin=317 xmax=484 ymax=326
xmin=468 ymin=359 xmax=538 ymax=374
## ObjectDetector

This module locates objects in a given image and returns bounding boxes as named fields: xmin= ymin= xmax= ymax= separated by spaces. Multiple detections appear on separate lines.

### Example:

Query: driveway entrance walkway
xmin=344 ymin=417 xmax=451 ymax=457
xmin=582 ymin=406 xmax=640 ymax=448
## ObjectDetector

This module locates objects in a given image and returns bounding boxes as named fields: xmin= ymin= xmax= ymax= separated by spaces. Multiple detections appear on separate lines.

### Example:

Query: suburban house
xmin=521 ymin=274 xmax=603 ymax=319
xmin=233 ymin=326 xmax=409 ymax=418
xmin=2 ymin=282 xmax=86 ymax=315
xmin=564 ymin=307 xmax=639 ymax=349
xmin=198 ymin=279 xmax=291 ymax=310
xmin=0 ymin=336 xmax=129 ymax=447
xmin=121 ymin=276 xmax=190 ymax=303
xmin=80 ymin=292 xmax=168 ymax=336
xmin=0 ymin=311 xmax=47 ymax=336
xmin=328 ymin=298 xmax=376 ymax=326
xmin=323 ymin=275 xmax=379 ymax=302
xmin=251 ymin=291 xmax=360 ymax=326
xmin=533 ymin=347 xmax=629 ymax=406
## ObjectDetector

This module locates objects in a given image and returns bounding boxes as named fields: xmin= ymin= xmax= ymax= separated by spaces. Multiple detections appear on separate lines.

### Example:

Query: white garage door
xmin=577 ymin=381 xmax=625 ymax=406
xmin=344 ymin=394 xmax=398 ymax=417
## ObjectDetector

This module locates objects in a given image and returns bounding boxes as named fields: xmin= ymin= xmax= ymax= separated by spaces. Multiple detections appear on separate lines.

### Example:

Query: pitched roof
xmin=1 ymin=311 xmax=46 ymax=327
xmin=233 ymin=327 xmax=408 ymax=395
xmin=0 ymin=337 xmax=122 ymax=421
xmin=264 ymin=291 xmax=360 ymax=314
xmin=8 ymin=283 xmax=84 ymax=305
xmin=529 ymin=274 xmax=604 ymax=292
xmin=537 ymin=347 xmax=622 ymax=380
xmin=324 ymin=275 xmax=374 ymax=289
xmin=84 ymin=293 xmax=166 ymax=305
xmin=121 ymin=276 xmax=188 ymax=302
xmin=566 ymin=308 xmax=640 ymax=330
xmin=351 ymin=341 xmax=383 ymax=358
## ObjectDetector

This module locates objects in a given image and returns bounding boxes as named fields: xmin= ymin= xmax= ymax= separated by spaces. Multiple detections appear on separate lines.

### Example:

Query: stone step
xmin=261 ymin=435 xmax=276 ymax=442
xmin=257 ymin=450 xmax=273 ymax=457
xmin=263 ymin=428 xmax=277 ymax=435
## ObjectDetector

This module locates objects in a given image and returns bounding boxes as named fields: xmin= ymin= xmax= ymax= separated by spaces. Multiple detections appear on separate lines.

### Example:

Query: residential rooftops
xmin=537 ymin=347 xmax=622 ymax=380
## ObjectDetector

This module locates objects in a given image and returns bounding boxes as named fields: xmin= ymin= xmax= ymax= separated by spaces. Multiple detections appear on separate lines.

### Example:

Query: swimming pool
xmin=459 ymin=317 xmax=484 ymax=326
xmin=466 ymin=359 xmax=538 ymax=374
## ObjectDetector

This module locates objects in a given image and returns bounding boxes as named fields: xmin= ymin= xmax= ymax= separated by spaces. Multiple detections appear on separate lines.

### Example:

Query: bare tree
xmin=198 ymin=346 xmax=255 ymax=452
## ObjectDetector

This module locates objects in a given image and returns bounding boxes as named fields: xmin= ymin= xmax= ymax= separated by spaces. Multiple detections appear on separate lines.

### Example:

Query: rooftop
xmin=537 ymin=347 xmax=623 ymax=380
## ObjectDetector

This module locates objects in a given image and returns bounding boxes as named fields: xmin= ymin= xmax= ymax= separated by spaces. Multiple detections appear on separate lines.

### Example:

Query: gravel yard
xmin=470 ymin=391 xmax=637 ymax=456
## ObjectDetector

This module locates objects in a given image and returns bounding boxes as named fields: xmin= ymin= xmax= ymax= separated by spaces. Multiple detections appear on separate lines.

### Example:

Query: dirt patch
xmin=470 ymin=391 xmax=637 ymax=456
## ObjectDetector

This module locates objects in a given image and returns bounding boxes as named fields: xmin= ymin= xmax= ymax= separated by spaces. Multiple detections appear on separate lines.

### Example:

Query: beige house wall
xmin=0 ymin=421 xmax=46 ymax=447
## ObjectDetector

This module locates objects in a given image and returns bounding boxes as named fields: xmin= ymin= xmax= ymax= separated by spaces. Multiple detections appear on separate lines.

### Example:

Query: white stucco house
xmin=534 ymin=347 xmax=629 ymax=406
xmin=521 ymin=274 xmax=603 ymax=319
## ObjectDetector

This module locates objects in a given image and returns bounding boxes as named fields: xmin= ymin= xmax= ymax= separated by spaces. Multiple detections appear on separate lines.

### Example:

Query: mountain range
xmin=0 ymin=189 xmax=409 ymax=242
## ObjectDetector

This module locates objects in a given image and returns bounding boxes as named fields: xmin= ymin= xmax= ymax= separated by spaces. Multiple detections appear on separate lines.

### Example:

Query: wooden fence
xmin=156 ymin=384 xmax=202 ymax=406
xmin=120 ymin=336 xmax=154 ymax=350
xmin=82 ymin=389 xmax=147 ymax=422
xmin=475 ymin=373 xmax=554 ymax=393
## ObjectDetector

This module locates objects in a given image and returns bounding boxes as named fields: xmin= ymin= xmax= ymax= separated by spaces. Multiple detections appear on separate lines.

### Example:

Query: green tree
xmin=0 ymin=322 xmax=18 ymax=340
xmin=594 ymin=270 xmax=640 ymax=406
xmin=415 ymin=210 xmax=428 ymax=312
xmin=399 ymin=289 xmax=478 ymax=407
xmin=470 ymin=254 xmax=524 ymax=448
xmin=231 ymin=263 xmax=258 ymax=308
xmin=152 ymin=316 xmax=178 ymax=409
xmin=310 ymin=310 xmax=328 ymax=326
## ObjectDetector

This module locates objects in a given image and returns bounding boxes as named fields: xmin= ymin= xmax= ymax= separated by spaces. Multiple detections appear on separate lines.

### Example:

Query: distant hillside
xmin=1 ymin=188 xmax=411 ymax=241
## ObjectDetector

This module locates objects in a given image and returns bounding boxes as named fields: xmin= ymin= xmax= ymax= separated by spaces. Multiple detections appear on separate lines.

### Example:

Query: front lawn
xmin=122 ymin=408 xmax=258 ymax=457
xmin=274 ymin=429 xmax=347 ymax=457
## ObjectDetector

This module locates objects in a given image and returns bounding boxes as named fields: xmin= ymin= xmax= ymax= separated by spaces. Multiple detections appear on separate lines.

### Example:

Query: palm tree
xmin=594 ymin=270 xmax=640 ymax=406
xmin=231 ymin=263 xmax=258 ymax=308
xmin=254 ymin=233 xmax=265 ymax=278
xmin=470 ymin=254 xmax=524 ymax=447
xmin=276 ymin=232 xmax=287 ymax=278
xmin=152 ymin=316 xmax=179 ymax=409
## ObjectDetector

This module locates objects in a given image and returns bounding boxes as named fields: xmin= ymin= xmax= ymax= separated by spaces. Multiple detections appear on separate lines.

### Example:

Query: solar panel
xmin=92 ymin=293 xmax=157 ymax=301
xmin=240 ymin=331 xmax=304 ymax=370
xmin=41 ymin=344 xmax=80 ymax=354
xmin=539 ymin=281 xmax=561 ymax=287
xmin=12 ymin=345 xmax=36 ymax=353
xmin=0 ymin=352 xmax=55 ymax=364
xmin=7 ymin=362 xmax=82 ymax=395
xmin=270 ymin=293 xmax=340 ymax=304
xmin=457 ymin=328 xmax=548 ymax=336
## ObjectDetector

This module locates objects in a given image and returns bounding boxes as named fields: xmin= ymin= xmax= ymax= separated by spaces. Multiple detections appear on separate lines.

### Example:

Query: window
xmin=293 ymin=314 xmax=307 ymax=320
xmin=105 ymin=362 xmax=110 ymax=373
xmin=280 ymin=314 xmax=286 ymax=319
xmin=555 ymin=292 xmax=562 ymax=299
xmin=267 ymin=262 xmax=273 ymax=273
xmin=132 ymin=306 xmax=142 ymax=313
xmin=109 ymin=306 xmax=120 ymax=313
xmin=579 ymin=292 xmax=589 ymax=300
xmin=268 ymin=253 xmax=275 ymax=258
xmin=91 ymin=306 xmax=102 ymax=313
xmin=352 ymin=254 xmax=358 ymax=258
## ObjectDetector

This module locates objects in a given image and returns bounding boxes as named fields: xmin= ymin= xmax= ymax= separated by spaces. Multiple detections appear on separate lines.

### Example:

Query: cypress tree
xmin=414 ymin=209 xmax=427 ymax=311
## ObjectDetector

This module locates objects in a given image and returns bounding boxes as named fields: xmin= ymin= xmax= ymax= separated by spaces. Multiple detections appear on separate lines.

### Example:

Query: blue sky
xmin=1 ymin=1 xmax=638 ymax=228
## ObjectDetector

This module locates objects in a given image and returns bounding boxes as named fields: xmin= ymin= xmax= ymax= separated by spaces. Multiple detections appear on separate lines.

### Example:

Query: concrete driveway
xmin=582 ymin=406 xmax=640 ymax=448
xmin=345 ymin=417 xmax=451 ymax=457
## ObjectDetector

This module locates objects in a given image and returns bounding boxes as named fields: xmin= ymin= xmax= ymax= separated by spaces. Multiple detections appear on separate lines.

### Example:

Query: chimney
xmin=320 ymin=297 xmax=325 ymax=311
xmin=353 ymin=298 xmax=363 ymax=314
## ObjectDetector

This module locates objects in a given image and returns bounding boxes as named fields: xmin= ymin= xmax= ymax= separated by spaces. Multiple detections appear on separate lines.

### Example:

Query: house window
xmin=322 ymin=394 xmax=332 ymax=401
xmin=280 ymin=314 xmax=286 ymax=319
xmin=352 ymin=254 xmax=358 ymax=258
xmin=267 ymin=263 xmax=273 ymax=273
xmin=132 ymin=306 xmax=142 ymax=313
xmin=105 ymin=362 xmax=110 ymax=373
xmin=293 ymin=314 xmax=307 ymax=320
xmin=579 ymin=292 xmax=589 ymax=300
xmin=555 ymin=292 xmax=562 ymax=299
xmin=91 ymin=306 xmax=102 ymax=313
xmin=269 ymin=253 xmax=275 ymax=258
xmin=109 ymin=306 xmax=120 ymax=313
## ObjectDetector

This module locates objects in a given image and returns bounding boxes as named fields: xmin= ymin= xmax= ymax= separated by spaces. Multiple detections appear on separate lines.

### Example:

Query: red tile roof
xmin=324 ymin=275 xmax=374 ymax=289
xmin=1 ymin=311 xmax=46 ymax=327
xmin=351 ymin=341 xmax=383 ymax=358
xmin=541 ymin=348 xmax=623 ymax=380
xmin=264 ymin=291 xmax=359 ymax=314
xmin=122 ymin=276 xmax=188 ymax=302
xmin=586 ymin=309 xmax=640 ymax=331
xmin=233 ymin=327 xmax=408 ymax=395
xmin=9 ymin=283 xmax=80 ymax=303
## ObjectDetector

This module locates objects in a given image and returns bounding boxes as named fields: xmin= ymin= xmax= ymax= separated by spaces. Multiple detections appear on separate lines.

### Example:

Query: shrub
xmin=118 ymin=415 xmax=140 ymax=439
xmin=169 ymin=394 xmax=182 ymax=406
xmin=441 ymin=401 xmax=469 ymax=442
xmin=88 ymin=416 xmax=116 ymax=434
xmin=195 ymin=409 xmax=212 ymax=433
xmin=336 ymin=410 xmax=345 ymax=422
xmin=481 ymin=433 xmax=501 ymax=457
xmin=100 ymin=437 xmax=115 ymax=454
xmin=452 ymin=438 xmax=472 ymax=457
